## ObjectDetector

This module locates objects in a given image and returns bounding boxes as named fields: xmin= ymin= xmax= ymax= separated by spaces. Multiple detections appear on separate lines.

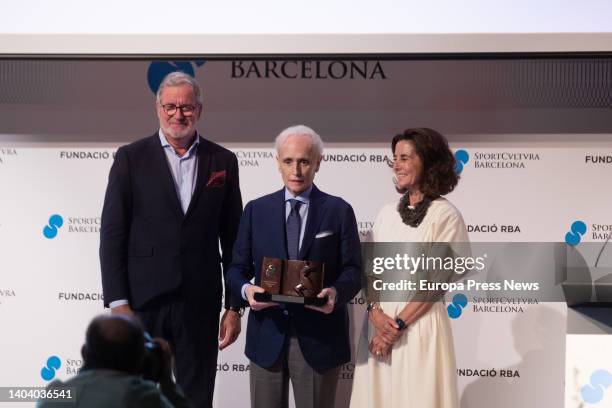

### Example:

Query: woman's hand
xmin=368 ymin=308 xmax=400 ymax=345
xmin=369 ymin=335 xmax=392 ymax=357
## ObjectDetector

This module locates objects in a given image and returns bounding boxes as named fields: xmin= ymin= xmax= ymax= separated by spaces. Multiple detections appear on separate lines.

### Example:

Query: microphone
xmin=594 ymin=230 xmax=612 ymax=267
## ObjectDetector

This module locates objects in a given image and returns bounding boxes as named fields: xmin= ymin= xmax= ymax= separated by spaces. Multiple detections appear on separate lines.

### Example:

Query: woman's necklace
xmin=397 ymin=193 xmax=436 ymax=227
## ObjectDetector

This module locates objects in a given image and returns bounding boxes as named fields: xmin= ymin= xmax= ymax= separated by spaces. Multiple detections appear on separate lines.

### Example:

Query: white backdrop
xmin=3 ymin=0 xmax=612 ymax=54
xmin=1 ymin=59 xmax=612 ymax=407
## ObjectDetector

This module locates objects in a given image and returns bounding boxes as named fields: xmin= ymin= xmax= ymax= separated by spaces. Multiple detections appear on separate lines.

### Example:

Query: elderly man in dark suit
xmin=228 ymin=125 xmax=362 ymax=408
xmin=100 ymin=71 xmax=244 ymax=408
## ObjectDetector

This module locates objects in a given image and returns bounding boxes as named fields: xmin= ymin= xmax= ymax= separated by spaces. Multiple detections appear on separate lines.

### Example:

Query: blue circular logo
xmin=454 ymin=149 xmax=469 ymax=174
xmin=447 ymin=293 xmax=468 ymax=319
xmin=43 ymin=214 xmax=64 ymax=239
xmin=41 ymin=355 xmax=61 ymax=381
xmin=565 ymin=220 xmax=587 ymax=246
xmin=581 ymin=369 xmax=612 ymax=404
xmin=147 ymin=61 xmax=206 ymax=95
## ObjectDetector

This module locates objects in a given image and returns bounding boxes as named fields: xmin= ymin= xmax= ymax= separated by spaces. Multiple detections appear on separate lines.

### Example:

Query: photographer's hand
xmin=151 ymin=338 xmax=191 ymax=408
xmin=151 ymin=338 xmax=173 ymax=386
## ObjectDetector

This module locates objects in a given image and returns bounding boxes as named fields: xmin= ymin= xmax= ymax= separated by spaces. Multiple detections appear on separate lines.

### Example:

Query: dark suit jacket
xmin=100 ymin=133 xmax=243 ymax=310
xmin=227 ymin=185 xmax=362 ymax=372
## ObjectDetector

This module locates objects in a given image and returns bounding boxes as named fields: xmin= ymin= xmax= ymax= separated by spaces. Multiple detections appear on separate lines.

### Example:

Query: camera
xmin=141 ymin=331 xmax=165 ymax=382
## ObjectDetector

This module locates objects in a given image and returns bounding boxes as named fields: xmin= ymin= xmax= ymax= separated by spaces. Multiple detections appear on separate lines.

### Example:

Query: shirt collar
xmin=158 ymin=129 xmax=200 ymax=155
xmin=284 ymin=185 xmax=313 ymax=205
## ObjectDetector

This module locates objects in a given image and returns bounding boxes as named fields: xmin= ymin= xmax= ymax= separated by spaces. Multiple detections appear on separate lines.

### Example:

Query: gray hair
xmin=275 ymin=125 xmax=324 ymax=157
xmin=156 ymin=71 xmax=203 ymax=105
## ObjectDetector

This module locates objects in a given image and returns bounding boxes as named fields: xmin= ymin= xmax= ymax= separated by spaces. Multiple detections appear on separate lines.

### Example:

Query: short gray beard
xmin=162 ymin=124 xmax=196 ymax=142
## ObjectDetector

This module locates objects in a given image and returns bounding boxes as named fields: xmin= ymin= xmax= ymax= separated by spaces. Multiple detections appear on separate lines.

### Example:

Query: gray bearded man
xmin=100 ymin=71 xmax=244 ymax=408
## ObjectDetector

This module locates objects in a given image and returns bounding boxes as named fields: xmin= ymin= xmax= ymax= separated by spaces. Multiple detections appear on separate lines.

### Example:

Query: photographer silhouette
xmin=38 ymin=314 xmax=190 ymax=408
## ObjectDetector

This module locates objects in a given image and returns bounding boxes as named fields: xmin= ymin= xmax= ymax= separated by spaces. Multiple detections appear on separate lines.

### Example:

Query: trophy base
xmin=254 ymin=292 xmax=328 ymax=307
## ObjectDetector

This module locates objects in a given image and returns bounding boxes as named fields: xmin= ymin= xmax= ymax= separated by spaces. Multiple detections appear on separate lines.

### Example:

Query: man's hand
xmin=111 ymin=304 xmax=135 ymax=316
xmin=305 ymin=287 xmax=337 ymax=314
xmin=368 ymin=308 xmax=400 ymax=344
xmin=245 ymin=284 xmax=278 ymax=311
xmin=218 ymin=309 xmax=241 ymax=350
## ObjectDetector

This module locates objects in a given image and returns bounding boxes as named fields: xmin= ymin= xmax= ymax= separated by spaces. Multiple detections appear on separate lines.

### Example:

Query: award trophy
xmin=253 ymin=257 xmax=327 ymax=306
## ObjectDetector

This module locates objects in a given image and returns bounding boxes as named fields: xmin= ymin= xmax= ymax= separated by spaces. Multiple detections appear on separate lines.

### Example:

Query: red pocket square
xmin=207 ymin=170 xmax=226 ymax=187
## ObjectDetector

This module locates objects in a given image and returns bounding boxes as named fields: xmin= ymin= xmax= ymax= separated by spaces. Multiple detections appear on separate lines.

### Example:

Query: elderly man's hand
xmin=245 ymin=284 xmax=279 ymax=311
xmin=305 ymin=287 xmax=337 ymax=314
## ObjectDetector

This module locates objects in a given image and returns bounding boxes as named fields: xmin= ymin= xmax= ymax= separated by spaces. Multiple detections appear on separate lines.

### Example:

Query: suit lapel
xmin=185 ymin=136 xmax=211 ymax=218
xmin=299 ymin=185 xmax=327 ymax=259
xmin=151 ymin=134 xmax=183 ymax=218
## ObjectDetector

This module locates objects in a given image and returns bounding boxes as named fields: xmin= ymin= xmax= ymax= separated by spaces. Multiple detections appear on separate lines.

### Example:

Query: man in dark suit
xmin=100 ymin=71 xmax=244 ymax=408
xmin=228 ymin=125 xmax=362 ymax=408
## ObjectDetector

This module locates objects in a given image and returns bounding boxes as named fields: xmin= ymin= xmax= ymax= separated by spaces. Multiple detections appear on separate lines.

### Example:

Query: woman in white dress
xmin=350 ymin=128 xmax=468 ymax=408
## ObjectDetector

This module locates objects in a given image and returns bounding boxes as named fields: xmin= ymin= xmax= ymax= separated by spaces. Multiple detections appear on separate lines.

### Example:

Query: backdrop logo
xmin=0 ymin=288 xmax=16 ymax=307
xmin=234 ymin=150 xmax=274 ymax=168
xmin=339 ymin=363 xmax=355 ymax=380
xmin=59 ymin=150 xmax=114 ymax=160
xmin=41 ymin=355 xmax=61 ymax=381
xmin=454 ymin=149 xmax=469 ymax=174
xmin=447 ymin=293 xmax=468 ymax=319
xmin=231 ymin=60 xmax=387 ymax=80
xmin=470 ymin=151 xmax=540 ymax=169
xmin=58 ymin=292 xmax=103 ymax=301
xmin=357 ymin=221 xmax=374 ymax=241
xmin=585 ymin=155 xmax=612 ymax=164
xmin=147 ymin=61 xmax=206 ymax=94
xmin=581 ymin=369 xmax=612 ymax=404
xmin=0 ymin=147 xmax=17 ymax=165
xmin=43 ymin=214 xmax=64 ymax=239
xmin=565 ymin=220 xmax=587 ymax=246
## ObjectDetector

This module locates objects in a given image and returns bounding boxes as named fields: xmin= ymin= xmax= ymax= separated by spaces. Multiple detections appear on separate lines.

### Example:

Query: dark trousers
xmin=250 ymin=335 xmax=341 ymax=408
xmin=137 ymin=298 xmax=220 ymax=408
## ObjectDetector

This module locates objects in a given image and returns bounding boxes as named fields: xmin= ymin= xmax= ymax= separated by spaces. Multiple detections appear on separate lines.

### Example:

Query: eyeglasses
xmin=160 ymin=103 xmax=199 ymax=117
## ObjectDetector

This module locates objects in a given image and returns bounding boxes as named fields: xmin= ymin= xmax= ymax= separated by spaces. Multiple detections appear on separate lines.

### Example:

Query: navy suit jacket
xmin=228 ymin=185 xmax=362 ymax=372
xmin=100 ymin=133 xmax=243 ymax=310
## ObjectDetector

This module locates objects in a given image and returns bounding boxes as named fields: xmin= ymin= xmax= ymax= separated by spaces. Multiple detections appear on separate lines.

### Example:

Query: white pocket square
xmin=315 ymin=231 xmax=334 ymax=239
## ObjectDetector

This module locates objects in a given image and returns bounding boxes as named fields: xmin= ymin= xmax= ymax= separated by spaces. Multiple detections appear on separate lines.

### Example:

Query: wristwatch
xmin=395 ymin=317 xmax=408 ymax=331
xmin=228 ymin=306 xmax=244 ymax=317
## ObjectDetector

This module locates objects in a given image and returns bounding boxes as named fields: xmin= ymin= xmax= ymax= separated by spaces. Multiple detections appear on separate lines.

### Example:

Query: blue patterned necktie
xmin=286 ymin=199 xmax=302 ymax=260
